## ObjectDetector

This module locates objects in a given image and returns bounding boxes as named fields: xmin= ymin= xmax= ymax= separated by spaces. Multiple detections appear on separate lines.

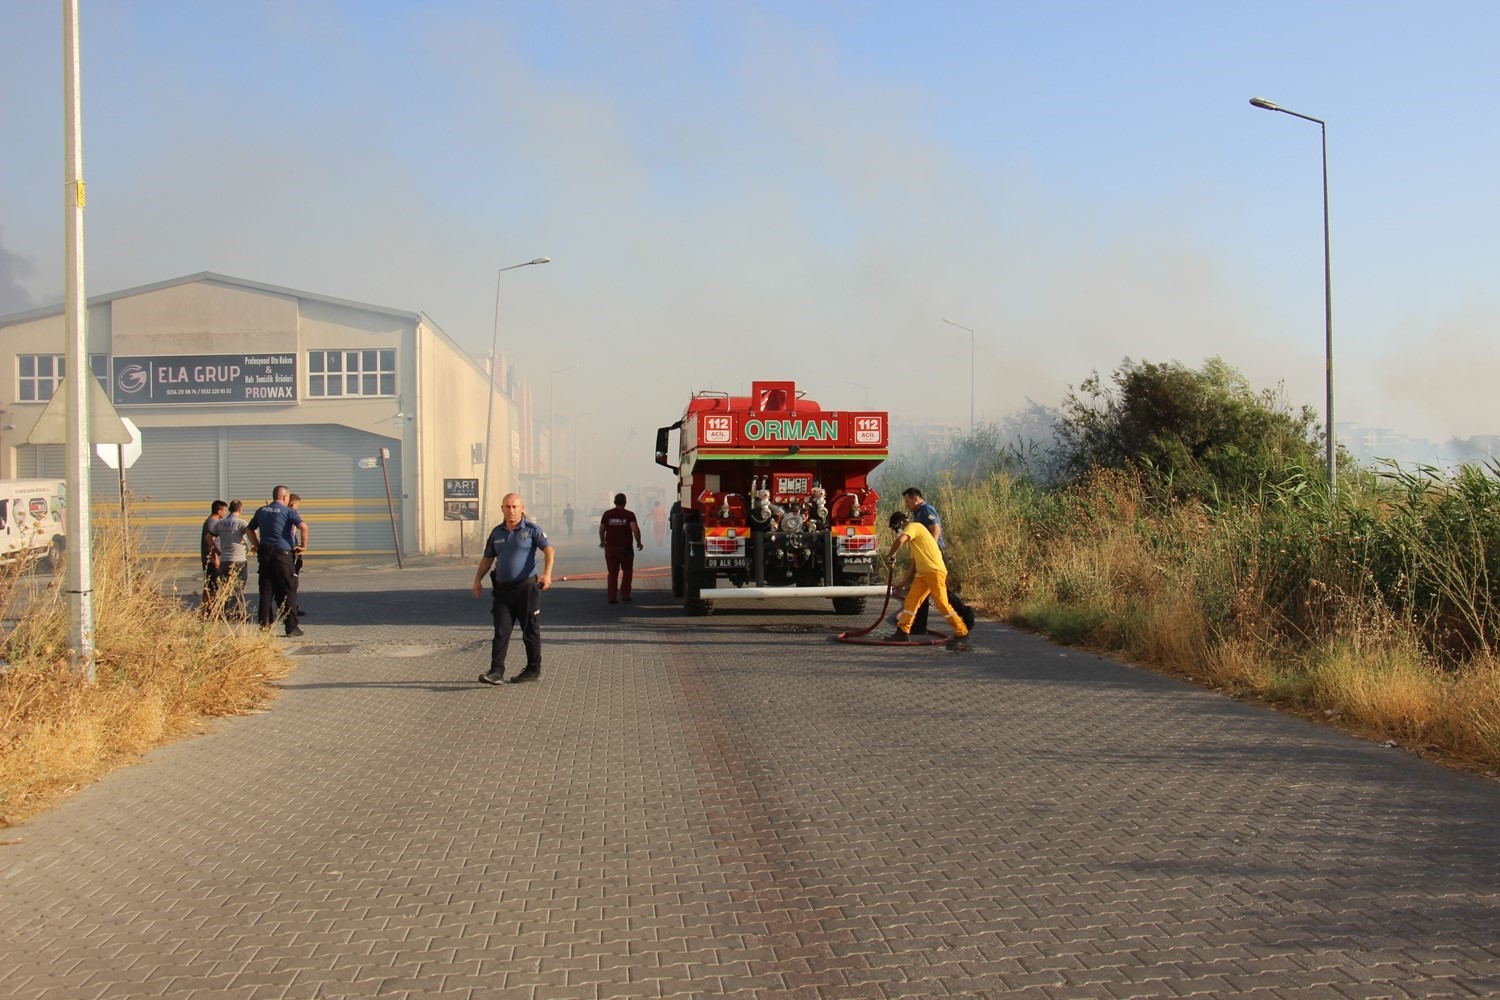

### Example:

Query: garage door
xmin=16 ymin=425 xmax=403 ymax=560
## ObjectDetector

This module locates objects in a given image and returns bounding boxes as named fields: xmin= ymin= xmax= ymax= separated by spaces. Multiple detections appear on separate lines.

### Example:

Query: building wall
xmin=0 ymin=273 xmax=519 ymax=560
xmin=413 ymin=320 xmax=513 ymax=556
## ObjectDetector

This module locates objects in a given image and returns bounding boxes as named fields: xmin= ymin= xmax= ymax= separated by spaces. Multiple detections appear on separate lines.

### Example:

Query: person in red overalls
xmin=599 ymin=493 xmax=643 ymax=603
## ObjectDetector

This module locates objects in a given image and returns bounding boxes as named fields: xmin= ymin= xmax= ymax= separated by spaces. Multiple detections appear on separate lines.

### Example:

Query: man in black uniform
xmin=472 ymin=493 xmax=555 ymax=685
xmin=246 ymin=485 xmax=308 ymax=637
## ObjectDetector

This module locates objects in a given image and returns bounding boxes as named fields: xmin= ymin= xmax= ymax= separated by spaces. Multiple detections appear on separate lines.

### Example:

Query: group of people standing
xmin=198 ymin=481 xmax=974 ymax=672
xmin=201 ymin=485 xmax=308 ymax=636
xmin=470 ymin=485 xmax=978 ymax=687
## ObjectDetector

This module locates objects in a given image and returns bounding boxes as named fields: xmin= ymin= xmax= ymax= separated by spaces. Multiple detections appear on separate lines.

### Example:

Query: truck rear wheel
xmin=832 ymin=597 xmax=867 ymax=615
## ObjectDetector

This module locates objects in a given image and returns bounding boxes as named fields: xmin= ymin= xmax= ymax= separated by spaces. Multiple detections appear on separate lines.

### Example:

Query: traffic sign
xmin=95 ymin=417 xmax=143 ymax=470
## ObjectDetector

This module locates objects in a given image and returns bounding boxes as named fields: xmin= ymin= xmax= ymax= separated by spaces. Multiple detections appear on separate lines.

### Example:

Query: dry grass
xmin=944 ymin=469 xmax=1500 ymax=778
xmin=0 ymin=524 xmax=293 ymax=827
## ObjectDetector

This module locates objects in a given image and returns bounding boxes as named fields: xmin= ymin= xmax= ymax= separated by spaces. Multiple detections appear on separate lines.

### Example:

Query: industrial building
xmin=0 ymin=272 xmax=544 ymax=560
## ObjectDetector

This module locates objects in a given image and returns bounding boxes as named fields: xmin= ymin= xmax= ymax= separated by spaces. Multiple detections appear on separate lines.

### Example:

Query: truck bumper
xmin=698 ymin=584 xmax=887 ymax=602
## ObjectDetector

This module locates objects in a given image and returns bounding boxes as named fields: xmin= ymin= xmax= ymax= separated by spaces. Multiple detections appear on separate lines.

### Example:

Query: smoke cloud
xmin=0 ymin=227 xmax=37 ymax=315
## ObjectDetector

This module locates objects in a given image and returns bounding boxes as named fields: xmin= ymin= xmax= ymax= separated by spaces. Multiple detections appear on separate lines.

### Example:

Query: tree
xmin=1057 ymin=357 xmax=1324 ymax=500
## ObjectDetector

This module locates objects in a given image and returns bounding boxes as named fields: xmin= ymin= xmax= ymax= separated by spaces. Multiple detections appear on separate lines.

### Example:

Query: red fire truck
xmin=655 ymin=380 xmax=888 ymax=615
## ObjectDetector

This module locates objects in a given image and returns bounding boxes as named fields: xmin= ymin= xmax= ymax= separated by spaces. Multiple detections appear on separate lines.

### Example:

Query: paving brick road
xmin=2 ymin=540 xmax=1498 ymax=999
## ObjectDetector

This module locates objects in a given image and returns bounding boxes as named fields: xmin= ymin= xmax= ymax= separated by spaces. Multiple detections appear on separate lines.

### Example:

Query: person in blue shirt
xmin=472 ymin=492 xmax=555 ymax=685
xmin=246 ymin=485 xmax=308 ymax=637
xmin=902 ymin=487 xmax=976 ymax=636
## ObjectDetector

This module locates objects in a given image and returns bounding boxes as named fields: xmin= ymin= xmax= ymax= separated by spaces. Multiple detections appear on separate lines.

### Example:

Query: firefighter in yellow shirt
xmin=884 ymin=511 xmax=971 ymax=651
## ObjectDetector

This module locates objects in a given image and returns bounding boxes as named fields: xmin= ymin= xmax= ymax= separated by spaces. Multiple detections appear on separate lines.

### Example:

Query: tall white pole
xmin=547 ymin=364 xmax=577 ymax=523
xmin=1250 ymin=98 xmax=1335 ymax=494
xmin=480 ymin=257 xmax=549 ymax=530
xmin=942 ymin=317 xmax=976 ymax=432
xmin=572 ymin=411 xmax=592 ymax=508
xmin=63 ymin=0 xmax=96 ymax=679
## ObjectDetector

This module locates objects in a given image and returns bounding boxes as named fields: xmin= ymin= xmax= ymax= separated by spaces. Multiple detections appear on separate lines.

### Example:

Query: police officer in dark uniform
xmin=246 ymin=485 xmax=308 ymax=636
xmin=472 ymin=492 xmax=555 ymax=685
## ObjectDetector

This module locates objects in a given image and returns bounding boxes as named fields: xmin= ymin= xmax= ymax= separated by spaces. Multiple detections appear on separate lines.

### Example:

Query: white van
xmin=0 ymin=479 xmax=67 ymax=567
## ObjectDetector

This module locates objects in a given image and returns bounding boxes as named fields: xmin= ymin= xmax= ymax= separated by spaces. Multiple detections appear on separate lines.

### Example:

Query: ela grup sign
xmin=112 ymin=354 xmax=299 ymax=405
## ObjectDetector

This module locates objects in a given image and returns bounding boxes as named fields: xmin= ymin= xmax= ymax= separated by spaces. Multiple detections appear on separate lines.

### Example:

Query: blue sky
xmin=3 ymin=0 xmax=1498 ymax=487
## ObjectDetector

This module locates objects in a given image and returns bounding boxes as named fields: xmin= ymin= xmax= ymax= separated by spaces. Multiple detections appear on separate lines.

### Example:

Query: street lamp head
xmin=1249 ymin=97 xmax=1280 ymax=111
xmin=498 ymin=256 xmax=552 ymax=275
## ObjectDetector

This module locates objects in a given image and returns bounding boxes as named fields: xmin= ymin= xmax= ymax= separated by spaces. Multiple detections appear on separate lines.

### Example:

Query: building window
xmin=307 ymin=349 xmax=397 ymax=398
xmin=17 ymin=354 xmax=109 ymax=402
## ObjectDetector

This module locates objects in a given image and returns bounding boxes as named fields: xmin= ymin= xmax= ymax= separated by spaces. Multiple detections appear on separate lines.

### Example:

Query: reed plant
xmin=931 ymin=463 xmax=1500 ymax=775
xmin=0 ymin=519 xmax=293 ymax=826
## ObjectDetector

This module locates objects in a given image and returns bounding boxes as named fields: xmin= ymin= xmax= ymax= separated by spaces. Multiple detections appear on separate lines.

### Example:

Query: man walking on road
xmin=599 ymin=492 xmax=643 ymax=603
xmin=247 ymin=486 xmax=308 ymax=636
xmin=473 ymin=493 xmax=554 ymax=685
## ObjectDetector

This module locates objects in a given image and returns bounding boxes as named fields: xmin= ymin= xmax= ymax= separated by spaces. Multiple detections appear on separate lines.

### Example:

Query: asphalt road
xmin=1 ymin=538 xmax=1497 ymax=999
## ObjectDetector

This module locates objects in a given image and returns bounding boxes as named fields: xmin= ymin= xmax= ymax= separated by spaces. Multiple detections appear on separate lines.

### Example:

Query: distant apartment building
xmin=1337 ymin=422 xmax=1500 ymax=470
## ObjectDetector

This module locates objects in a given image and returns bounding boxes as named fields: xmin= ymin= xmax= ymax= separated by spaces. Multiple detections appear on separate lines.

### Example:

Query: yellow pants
xmin=897 ymin=571 xmax=968 ymax=636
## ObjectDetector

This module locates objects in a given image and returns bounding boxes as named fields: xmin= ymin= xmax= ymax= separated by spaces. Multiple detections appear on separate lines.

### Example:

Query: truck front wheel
xmin=671 ymin=531 xmax=685 ymax=598
xmin=670 ymin=502 xmax=686 ymax=598
xmin=684 ymin=570 xmax=714 ymax=616
xmin=832 ymin=597 xmax=867 ymax=615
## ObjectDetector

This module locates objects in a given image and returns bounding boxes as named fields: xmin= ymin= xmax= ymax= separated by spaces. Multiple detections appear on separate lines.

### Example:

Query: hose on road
xmin=836 ymin=562 xmax=947 ymax=646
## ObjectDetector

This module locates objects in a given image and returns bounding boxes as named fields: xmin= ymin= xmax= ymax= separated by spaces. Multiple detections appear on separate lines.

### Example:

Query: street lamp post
xmin=845 ymin=379 xmax=869 ymax=408
xmin=481 ymin=257 xmax=550 ymax=531
xmin=941 ymin=317 xmax=976 ymax=432
xmin=1250 ymin=96 xmax=1336 ymax=494
xmin=547 ymin=364 xmax=578 ymax=522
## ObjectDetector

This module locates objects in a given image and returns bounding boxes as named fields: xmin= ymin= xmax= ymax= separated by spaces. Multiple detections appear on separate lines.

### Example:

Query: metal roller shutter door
xmin=19 ymin=427 xmax=401 ymax=559
xmin=15 ymin=444 xmax=129 ymax=504
xmin=224 ymin=425 xmax=401 ymax=558
xmin=16 ymin=437 xmax=205 ymax=521
xmin=123 ymin=427 xmax=222 ymax=556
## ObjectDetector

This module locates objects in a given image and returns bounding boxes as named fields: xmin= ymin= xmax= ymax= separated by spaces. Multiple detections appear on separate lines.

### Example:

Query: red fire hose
xmin=836 ymin=562 xmax=948 ymax=646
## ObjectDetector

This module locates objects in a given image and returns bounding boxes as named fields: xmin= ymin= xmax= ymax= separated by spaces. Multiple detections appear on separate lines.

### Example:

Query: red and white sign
xmin=702 ymin=414 xmax=733 ymax=445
